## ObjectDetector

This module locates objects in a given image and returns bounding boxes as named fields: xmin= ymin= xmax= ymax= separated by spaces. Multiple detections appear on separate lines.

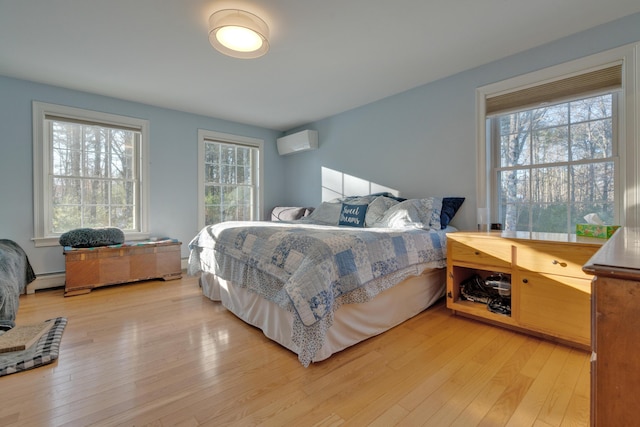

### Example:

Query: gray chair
xmin=0 ymin=240 xmax=36 ymax=330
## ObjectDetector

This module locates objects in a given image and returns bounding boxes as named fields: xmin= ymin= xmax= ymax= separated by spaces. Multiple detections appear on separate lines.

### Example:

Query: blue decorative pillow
xmin=441 ymin=197 xmax=465 ymax=229
xmin=339 ymin=203 xmax=368 ymax=227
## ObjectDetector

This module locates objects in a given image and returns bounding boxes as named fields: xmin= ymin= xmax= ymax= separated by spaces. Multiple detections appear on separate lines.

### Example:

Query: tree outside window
xmin=50 ymin=120 xmax=139 ymax=232
xmin=493 ymin=94 xmax=616 ymax=233
xmin=203 ymin=140 xmax=257 ymax=225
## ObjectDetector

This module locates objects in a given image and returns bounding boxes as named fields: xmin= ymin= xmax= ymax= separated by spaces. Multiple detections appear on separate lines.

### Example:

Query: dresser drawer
xmin=515 ymin=242 xmax=597 ymax=279
xmin=449 ymin=239 xmax=512 ymax=269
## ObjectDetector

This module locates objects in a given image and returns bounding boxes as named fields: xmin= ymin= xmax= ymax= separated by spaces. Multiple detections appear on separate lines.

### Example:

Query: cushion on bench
xmin=59 ymin=227 xmax=125 ymax=248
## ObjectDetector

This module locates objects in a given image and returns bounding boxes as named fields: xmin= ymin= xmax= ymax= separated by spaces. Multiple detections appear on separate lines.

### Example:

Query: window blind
xmin=485 ymin=62 xmax=622 ymax=116
xmin=45 ymin=114 xmax=142 ymax=133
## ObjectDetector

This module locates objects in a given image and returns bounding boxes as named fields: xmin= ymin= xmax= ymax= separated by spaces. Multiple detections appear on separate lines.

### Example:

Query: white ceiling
xmin=2 ymin=1 xmax=640 ymax=131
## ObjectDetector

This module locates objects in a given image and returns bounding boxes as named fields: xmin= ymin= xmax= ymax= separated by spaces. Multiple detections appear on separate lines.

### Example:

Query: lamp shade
xmin=208 ymin=9 xmax=270 ymax=59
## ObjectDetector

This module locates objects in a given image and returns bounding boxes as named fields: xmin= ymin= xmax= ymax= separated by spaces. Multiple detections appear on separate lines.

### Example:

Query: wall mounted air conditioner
xmin=276 ymin=130 xmax=318 ymax=155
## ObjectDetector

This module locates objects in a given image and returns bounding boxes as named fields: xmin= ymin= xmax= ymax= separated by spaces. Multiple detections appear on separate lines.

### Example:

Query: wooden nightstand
xmin=447 ymin=231 xmax=603 ymax=348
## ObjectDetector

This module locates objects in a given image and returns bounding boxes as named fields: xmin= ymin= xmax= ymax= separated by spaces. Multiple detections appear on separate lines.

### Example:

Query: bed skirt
xmin=200 ymin=267 xmax=446 ymax=364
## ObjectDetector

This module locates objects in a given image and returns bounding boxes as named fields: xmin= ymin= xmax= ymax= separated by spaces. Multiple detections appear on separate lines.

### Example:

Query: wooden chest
xmin=63 ymin=240 xmax=182 ymax=296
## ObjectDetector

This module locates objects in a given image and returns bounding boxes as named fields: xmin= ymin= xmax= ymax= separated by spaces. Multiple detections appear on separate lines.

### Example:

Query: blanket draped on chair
xmin=0 ymin=240 xmax=36 ymax=330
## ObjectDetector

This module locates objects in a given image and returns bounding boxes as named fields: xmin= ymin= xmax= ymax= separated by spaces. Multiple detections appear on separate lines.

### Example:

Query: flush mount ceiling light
xmin=208 ymin=9 xmax=270 ymax=59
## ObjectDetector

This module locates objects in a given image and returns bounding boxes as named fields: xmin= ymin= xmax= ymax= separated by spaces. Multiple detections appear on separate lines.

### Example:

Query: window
xmin=197 ymin=130 xmax=263 ymax=228
xmin=33 ymin=102 xmax=149 ymax=246
xmin=491 ymin=93 xmax=617 ymax=232
xmin=476 ymin=43 xmax=640 ymax=233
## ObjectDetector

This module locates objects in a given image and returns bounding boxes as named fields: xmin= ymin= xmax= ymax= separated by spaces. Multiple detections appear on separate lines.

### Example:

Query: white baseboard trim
xmin=25 ymin=258 xmax=190 ymax=294
xmin=26 ymin=273 xmax=66 ymax=294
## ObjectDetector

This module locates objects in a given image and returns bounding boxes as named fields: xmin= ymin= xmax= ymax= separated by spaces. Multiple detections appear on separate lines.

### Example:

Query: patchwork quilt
xmin=188 ymin=221 xmax=448 ymax=365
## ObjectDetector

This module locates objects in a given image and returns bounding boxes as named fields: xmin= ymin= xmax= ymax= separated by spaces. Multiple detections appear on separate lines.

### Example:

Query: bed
xmin=188 ymin=194 xmax=463 ymax=366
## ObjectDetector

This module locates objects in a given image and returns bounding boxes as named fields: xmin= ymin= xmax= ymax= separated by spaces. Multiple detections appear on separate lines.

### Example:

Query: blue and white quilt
xmin=188 ymin=221 xmax=448 ymax=366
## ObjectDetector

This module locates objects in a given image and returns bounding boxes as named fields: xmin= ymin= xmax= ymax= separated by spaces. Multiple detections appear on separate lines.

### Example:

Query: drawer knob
xmin=474 ymin=251 xmax=480 ymax=256
xmin=522 ymin=278 xmax=528 ymax=284
xmin=551 ymin=260 xmax=568 ymax=267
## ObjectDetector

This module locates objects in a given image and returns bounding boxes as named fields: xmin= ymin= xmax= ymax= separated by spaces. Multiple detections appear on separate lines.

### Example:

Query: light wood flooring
xmin=1 ymin=276 xmax=590 ymax=426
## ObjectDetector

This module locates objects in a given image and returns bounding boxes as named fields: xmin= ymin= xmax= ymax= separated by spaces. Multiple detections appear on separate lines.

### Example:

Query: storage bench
xmin=63 ymin=240 xmax=182 ymax=296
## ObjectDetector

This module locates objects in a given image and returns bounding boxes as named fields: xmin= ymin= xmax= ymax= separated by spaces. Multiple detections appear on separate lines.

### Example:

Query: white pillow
xmin=365 ymin=196 xmax=399 ymax=227
xmin=372 ymin=197 xmax=442 ymax=230
xmin=306 ymin=201 xmax=342 ymax=225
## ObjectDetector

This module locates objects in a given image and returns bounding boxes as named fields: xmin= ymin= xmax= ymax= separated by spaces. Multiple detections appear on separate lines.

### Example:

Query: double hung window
xmin=491 ymin=93 xmax=617 ymax=232
xmin=33 ymin=102 xmax=149 ymax=246
xmin=198 ymin=130 xmax=263 ymax=228
xmin=479 ymin=58 xmax=628 ymax=234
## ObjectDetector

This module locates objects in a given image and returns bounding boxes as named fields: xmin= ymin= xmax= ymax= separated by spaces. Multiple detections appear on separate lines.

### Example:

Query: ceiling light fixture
xmin=208 ymin=9 xmax=270 ymax=59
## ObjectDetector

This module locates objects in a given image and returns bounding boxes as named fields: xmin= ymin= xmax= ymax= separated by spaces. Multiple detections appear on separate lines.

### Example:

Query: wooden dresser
xmin=583 ymin=227 xmax=640 ymax=426
xmin=447 ymin=231 xmax=603 ymax=348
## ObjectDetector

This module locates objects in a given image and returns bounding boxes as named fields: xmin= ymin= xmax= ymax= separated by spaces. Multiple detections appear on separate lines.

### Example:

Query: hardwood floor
xmin=1 ymin=276 xmax=590 ymax=426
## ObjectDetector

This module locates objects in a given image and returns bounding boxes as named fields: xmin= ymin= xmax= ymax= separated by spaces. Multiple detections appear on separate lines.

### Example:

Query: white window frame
xmin=476 ymin=42 xmax=640 ymax=230
xmin=32 ymin=101 xmax=150 ymax=247
xmin=491 ymin=93 xmax=619 ymax=232
xmin=197 ymin=129 xmax=264 ymax=230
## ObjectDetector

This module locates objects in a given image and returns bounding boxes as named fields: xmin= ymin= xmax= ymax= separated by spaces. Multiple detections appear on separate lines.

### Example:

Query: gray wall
xmin=283 ymin=12 xmax=640 ymax=231
xmin=0 ymin=77 xmax=283 ymax=274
